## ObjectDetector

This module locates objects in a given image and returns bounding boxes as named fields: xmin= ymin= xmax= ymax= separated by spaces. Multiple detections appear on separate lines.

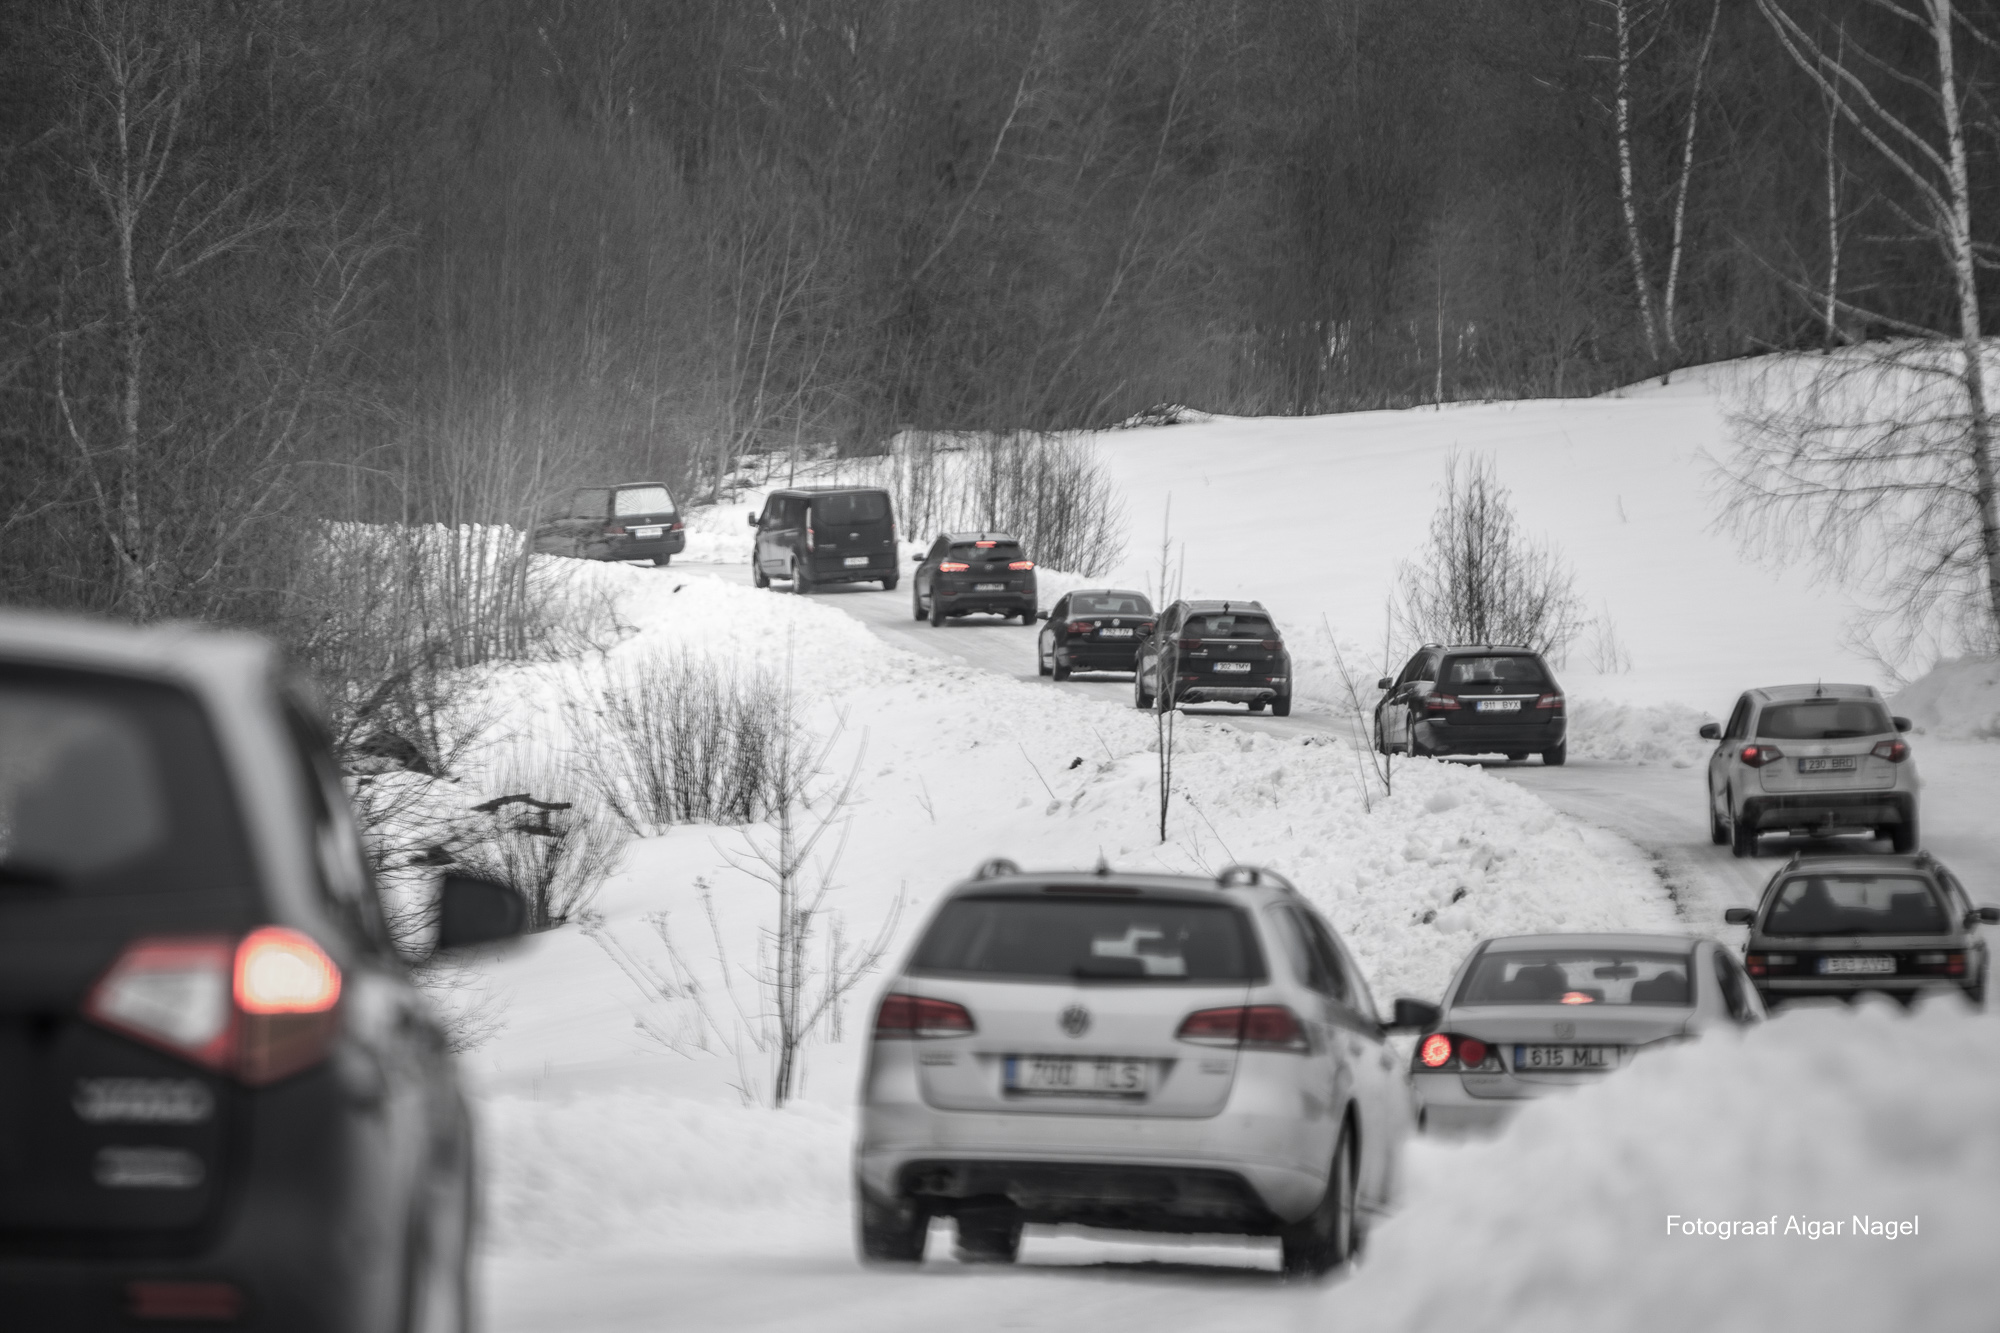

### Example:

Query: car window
xmin=1441 ymin=654 xmax=1548 ymax=688
xmin=0 ymin=668 xmax=255 ymax=899
xmin=1050 ymin=596 xmax=1070 ymax=620
xmin=807 ymin=491 xmax=890 ymax=524
xmin=1292 ymin=908 xmax=1349 ymax=1003
xmin=613 ymin=485 xmax=673 ymax=516
xmin=1070 ymin=593 xmax=1152 ymax=616
xmin=1764 ymin=874 xmax=1950 ymax=936
xmin=927 ymin=536 xmax=948 ymax=560
xmin=1396 ymin=651 xmax=1428 ymax=685
xmin=1724 ymin=696 xmax=1752 ymax=741
xmin=573 ymin=488 xmax=609 ymax=519
xmin=1264 ymin=906 xmax=1319 ymax=988
xmin=1755 ymin=699 xmax=1891 ymax=740
xmin=1323 ymin=926 xmax=1380 ymax=1024
xmin=1711 ymin=949 xmax=1756 ymax=1024
xmin=910 ymin=894 xmax=1264 ymax=983
xmin=282 ymin=701 xmax=393 ymax=957
xmin=1184 ymin=613 xmax=1273 ymax=639
xmin=1456 ymin=950 xmax=1695 ymax=1007
xmin=1420 ymin=652 xmax=1440 ymax=682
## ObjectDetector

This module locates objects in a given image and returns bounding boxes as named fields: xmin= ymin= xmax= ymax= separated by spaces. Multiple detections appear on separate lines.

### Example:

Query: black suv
xmin=749 ymin=487 xmax=899 ymax=593
xmin=1134 ymin=601 xmax=1291 ymax=715
xmin=0 ymin=611 xmax=525 ymax=1331
xmin=1375 ymin=644 xmax=1566 ymax=764
xmin=1725 ymin=853 xmax=1997 ymax=1007
xmin=531 ymin=482 xmax=686 ymax=566
xmin=912 ymin=533 xmax=1038 ymax=625
xmin=1038 ymin=589 xmax=1155 ymax=679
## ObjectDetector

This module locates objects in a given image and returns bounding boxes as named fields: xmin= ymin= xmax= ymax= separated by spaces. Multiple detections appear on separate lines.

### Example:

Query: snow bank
xmin=1334 ymin=1000 xmax=2000 ymax=1333
xmin=1565 ymin=697 xmax=1717 ymax=768
xmin=1893 ymin=656 xmax=2000 ymax=741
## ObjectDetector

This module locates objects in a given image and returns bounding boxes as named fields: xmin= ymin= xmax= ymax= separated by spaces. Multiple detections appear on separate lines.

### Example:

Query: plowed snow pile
xmin=1894 ymin=656 xmax=2000 ymax=740
xmin=1332 ymin=1000 xmax=2000 ymax=1333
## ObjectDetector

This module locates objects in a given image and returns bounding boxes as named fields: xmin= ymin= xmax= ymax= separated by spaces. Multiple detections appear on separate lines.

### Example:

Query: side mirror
xmin=1972 ymin=906 xmax=2000 ymax=926
xmin=1723 ymin=907 xmax=1755 ymax=925
xmin=746 ymin=513 xmax=758 ymax=528
xmin=1376 ymin=677 xmax=1394 ymax=691
xmin=435 ymin=873 xmax=528 ymax=952
xmin=1037 ymin=609 xmax=1050 ymax=620
xmin=1699 ymin=723 xmax=1722 ymax=741
xmin=1893 ymin=716 xmax=1912 ymax=733
xmin=1385 ymin=997 xmax=1441 ymax=1032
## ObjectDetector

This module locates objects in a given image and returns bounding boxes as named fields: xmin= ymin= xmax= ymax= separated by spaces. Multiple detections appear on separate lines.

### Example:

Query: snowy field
xmin=442 ymin=358 xmax=2000 ymax=1331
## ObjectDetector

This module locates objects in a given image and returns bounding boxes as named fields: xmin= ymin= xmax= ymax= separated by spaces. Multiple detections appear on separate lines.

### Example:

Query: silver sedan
xmin=1409 ymin=933 xmax=1765 ymax=1136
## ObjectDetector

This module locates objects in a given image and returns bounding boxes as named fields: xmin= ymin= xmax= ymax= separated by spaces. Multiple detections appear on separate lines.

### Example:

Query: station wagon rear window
xmin=1764 ymin=875 xmax=1949 ymax=936
xmin=0 ymin=670 xmax=253 ymax=897
xmin=910 ymin=895 xmax=1262 ymax=983
xmin=1442 ymin=655 xmax=1547 ymax=688
xmin=1756 ymin=699 xmax=1892 ymax=740
xmin=1456 ymin=950 xmax=1695 ymax=1007
xmin=613 ymin=486 xmax=674 ymax=516
xmin=808 ymin=492 xmax=890 ymax=524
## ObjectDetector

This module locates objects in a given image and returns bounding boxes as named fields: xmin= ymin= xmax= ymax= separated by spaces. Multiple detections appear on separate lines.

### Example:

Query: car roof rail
xmin=973 ymin=857 xmax=1021 ymax=880
xmin=1216 ymin=864 xmax=1296 ymax=894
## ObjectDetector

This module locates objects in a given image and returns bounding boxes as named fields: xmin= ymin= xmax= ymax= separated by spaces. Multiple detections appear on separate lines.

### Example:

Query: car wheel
xmin=1891 ymin=810 xmax=1920 ymax=854
xmin=1134 ymin=665 xmax=1155 ymax=710
xmin=1374 ymin=714 xmax=1389 ymax=755
xmin=651 ymin=554 xmax=672 ymax=567
xmin=882 ymin=575 xmax=899 ymax=593
xmin=1408 ymin=719 xmax=1430 ymax=758
xmin=754 ymin=563 xmax=770 ymax=589
xmin=953 ymin=1208 xmax=1021 ymax=1264
xmin=1967 ymin=967 xmax=1987 ymax=1008
xmin=1038 ymin=643 xmax=1053 ymax=677
xmin=1730 ymin=795 xmax=1758 ymax=858
xmin=855 ymin=1183 xmax=929 ymax=1264
xmin=929 ymin=595 xmax=946 ymax=627
xmin=1052 ymin=660 xmax=1070 ymax=682
xmin=792 ymin=566 xmax=812 ymax=595
xmin=1709 ymin=793 xmax=1729 ymax=846
xmin=911 ymin=587 xmax=924 ymax=621
xmin=1280 ymin=1121 xmax=1356 ymax=1278
xmin=1272 ymin=696 xmax=1291 ymax=717
xmin=1542 ymin=741 xmax=1566 ymax=766
xmin=1019 ymin=609 xmax=1036 ymax=626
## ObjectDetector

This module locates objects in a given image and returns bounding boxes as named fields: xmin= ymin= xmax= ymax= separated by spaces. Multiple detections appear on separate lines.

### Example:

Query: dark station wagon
xmin=531 ymin=482 xmax=686 ymax=566
xmin=1375 ymin=644 xmax=1567 ymax=765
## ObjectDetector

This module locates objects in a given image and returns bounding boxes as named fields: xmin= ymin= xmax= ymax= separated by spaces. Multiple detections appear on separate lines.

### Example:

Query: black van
xmin=531 ymin=482 xmax=686 ymax=566
xmin=750 ymin=486 xmax=898 ymax=593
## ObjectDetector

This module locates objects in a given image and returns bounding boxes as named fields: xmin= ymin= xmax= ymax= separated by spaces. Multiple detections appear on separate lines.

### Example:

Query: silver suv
xmin=1701 ymin=684 xmax=1918 ymax=857
xmin=854 ymin=862 xmax=1425 ymax=1277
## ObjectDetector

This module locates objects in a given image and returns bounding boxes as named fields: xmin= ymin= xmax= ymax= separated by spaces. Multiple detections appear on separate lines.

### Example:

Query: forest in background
xmin=4 ymin=0 xmax=2000 ymax=647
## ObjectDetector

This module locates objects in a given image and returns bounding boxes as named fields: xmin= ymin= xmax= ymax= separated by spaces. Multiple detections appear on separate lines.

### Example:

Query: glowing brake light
xmin=1008 ymin=560 xmax=1034 ymax=571
xmin=873 ymin=993 xmax=975 ymax=1038
xmin=974 ymin=540 xmax=997 ymax=548
xmin=1871 ymin=739 xmax=1909 ymax=762
xmin=1536 ymin=693 xmax=1564 ymax=710
xmin=235 ymin=927 xmax=342 ymax=1014
xmin=1456 ymin=1037 xmax=1489 ymax=1066
xmin=1559 ymin=991 xmax=1595 ymax=1005
xmin=1739 ymin=744 xmax=1784 ymax=768
xmin=938 ymin=561 xmax=970 ymax=572
xmin=1419 ymin=1033 xmax=1453 ymax=1067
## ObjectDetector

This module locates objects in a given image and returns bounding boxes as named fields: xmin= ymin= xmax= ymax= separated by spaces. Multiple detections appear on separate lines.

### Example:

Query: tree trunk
xmin=1612 ymin=0 xmax=1663 ymax=370
xmin=1660 ymin=0 xmax=1722 ymax=380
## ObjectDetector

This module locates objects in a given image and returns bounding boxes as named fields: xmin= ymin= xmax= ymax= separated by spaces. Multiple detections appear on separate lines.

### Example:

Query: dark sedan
xmin=1038 ymin=589 xmax=1154 ymax=679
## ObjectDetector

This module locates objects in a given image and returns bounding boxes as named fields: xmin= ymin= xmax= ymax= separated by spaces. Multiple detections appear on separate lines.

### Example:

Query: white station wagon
xmin=854 ymin=862 xmax=1428 ymax=1276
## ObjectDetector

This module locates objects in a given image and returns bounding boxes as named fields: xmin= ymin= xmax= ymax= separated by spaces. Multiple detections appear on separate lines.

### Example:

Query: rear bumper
xmin=1409 ymin=1070 xmax=1543 ymax=1137
xmin=936 ymin=590 xmax=1035 ymax=615
xmin=807 ymin=552 xmax=897 ymax=583
xmin=1177 ymin=684 xmax=1284 ymax=705
xmin=1754 ymin=975 xmax=1973 ymax=1003
xmin=585 ymin=530 xmax=686 ymax=561
xmin=1745 ymin=792 xmax=1911 ymax=830
xmin=1415 ymin=718 xmax=1565 ymax=754
xmin=1058 ymin=643 xmax=1142 ymax=672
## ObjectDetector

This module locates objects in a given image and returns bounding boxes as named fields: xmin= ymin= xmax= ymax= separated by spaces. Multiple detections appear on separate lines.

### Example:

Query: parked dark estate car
xmin=1038 ymin=589 xmax=1155 ymax=680
xmin=531 ymin=482 xmax=686 ymax=566
xmin=912 ymin=533 xmax=1038 ymax=625
xmin=750 ymin=486 xmax=900 ymax=593
xmin=1375 ymin=644 xmax=1567 ymax=765
xmin=1725 ymin=853 xmax=1996 ymax=1007
xmin=0 ymin=611 xmax=526 ymax=1332
xmin=1134 ymin=600 xmax=1291 ymax=715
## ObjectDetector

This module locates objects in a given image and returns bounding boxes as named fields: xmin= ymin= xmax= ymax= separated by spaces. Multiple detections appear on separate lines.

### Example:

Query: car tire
xmin=792 ymin=566 xmax=812 ymax=595
xmin=1134 ymin=667 xmax=1155 ymax=710
xmin=1272 ymin=696 xmax=1291 ymax=717
xmin=754 ymin=563 xmax=770 ymax=589
xmin=855 ymin=1183 xmax=929 ymax=1264
xmin=1730 ymin=796 xmax=1758 ymax=858
xmin=1542 ymin=741 xmax=1567 ymax=766
xmin=651 ymin=554 xmax=672 ymax=567
xmin=1280 ymin=1121 xmax=1356 ymax=1278
xmin=1038 ymin=645 xmax=1053 ymax=677
xmin=953 ymin=1209 xmax=1022 ymax=1264
xmin=911 ymin=587 xmax=925 ymax=621
xmin=882 ymin=575 xmax=899 ymax=593
xmin=1408 ymin=720 xmax=1430 ymax=759
xmin=1019 ymin=609 xmax=1036 ymax=626
xmin=1967 ymin=967 xmax=1987 ymax=1008
xmin=1053 ymin=660 xmax=1070 ymax=682
xmin=1374 ymin=716 xmax=1389 ymax=755
xmin=929 ymin=595 xmax=946 ymax=627
xmin=1709 ymin=795 xmax=1729 ymax=846
xmin=1891 ymin=810 xmax=1920 ymax=854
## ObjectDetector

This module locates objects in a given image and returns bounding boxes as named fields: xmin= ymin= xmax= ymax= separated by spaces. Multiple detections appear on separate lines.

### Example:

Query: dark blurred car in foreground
xmin=1037 ymin=589 xmax=1154 ymax=680
xmin=531 ymin=482 xmax=686 ymax=566
xmin=912 ymin=533 xmax=1038 ymax=625
xmin=1726 ymin=853 xmax=1995 ymax=1007
xmin=1133 ymin=600 xmax=1292 ymax=715
xmin=0 ymin=610 xmax=524 ymax=1332
xmin=1409 ymin=933 xmax=1763 ymax=1136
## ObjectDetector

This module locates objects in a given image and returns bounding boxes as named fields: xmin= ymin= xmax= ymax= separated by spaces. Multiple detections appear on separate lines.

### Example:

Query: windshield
xmin=1764 ymin=875 xmax=1949 ymax=936
xmin=1071 ymin=592 xmax=1152 ymax=617
xmin=1185 ymin=613 xmax=1273 ymax=639
xmin=613 ymin=486 xmax=674 ymax=516
xmin=0 ymin=670 xmax=254 ymax=896
xmin=1443 ymin=655 xmax=1547 ymax=688
xmin=1456 ymin=950 xmax=1695 ymax=1007
xmin=809 ymin=491 xmax=890 ymax=524
xmin=910 ymin=894 xmax=1262 ymax=983
xmin=1757 ymin=699 xmax=1892 ymax=740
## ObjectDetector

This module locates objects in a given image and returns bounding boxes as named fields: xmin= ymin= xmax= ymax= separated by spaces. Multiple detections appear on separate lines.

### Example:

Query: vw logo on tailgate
xmin=1059 ymin=1004 xmax=1091 ymax=1038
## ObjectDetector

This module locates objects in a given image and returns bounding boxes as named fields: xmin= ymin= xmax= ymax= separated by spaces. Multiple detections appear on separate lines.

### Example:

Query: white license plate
xmin=843 ymin=556 xmax=869 ymax=567
xmin=634 ymin=526 xmax=663 ymax=539
xmin=1476 ymin=699 xmax=1522 ymax=712
xmin=975 ymin=582 xmax=1005 ymax=592
xmin=1099 ymin=628 xmax=1134 ymax=638
xmin=1797 ymin=756 xmax=1859 ymax=773
xmin=1819 ymin=955 xmax=1895 ymax=975
xmin=1214 ymin=661 xmax=1251 ymax=674
xmin=1004 ymin=1055 xmax=1149 ymax=1096
xmin=1513 ymin=1044 xmax=1617 ymax=1071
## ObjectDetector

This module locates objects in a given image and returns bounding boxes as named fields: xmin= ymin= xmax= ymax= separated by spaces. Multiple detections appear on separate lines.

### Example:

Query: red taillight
xmin=1176 ymin=1005 xmax=1307 ymax=1052
xmin=670 ymin=520 xmax=684 ymax=532
xmin=1457 ymin=1037 xmax=1488 ymax=1066
xmin=1425 ymin=694 xmax=1461 ymax=711
xmin=1138 ymin=621 xmax=1156 ymax=634
xmin=84 ymin=930 xmax=342 ymax=1086
xmin=939 ymin=561 xmax=970 ymax=573
xmin=806 ymin=526 xmax=816 ymax=550
xmin=1739 ymin=744 xmax=1784 ymax=768
xmin=873 ymin=993 xmax=975 ymax=1038
xmin=1536 ymin=693 xmax=1564 ymax=710
xmin=604 ymin=525 xmax=627 ymax=536
xmin=1261 ymin=639 xmax=1281 ymax=650
xmin=1745 ymin=954 xmax=1767 ymax=976
xmin=1871 ymin=739 xmax=1909 ymax=762
xmin=974 ymin=540 xmax=997 ymax=548
xmin=1009 ymin=560 xmax=1034 ymax=571
xmin=126 ymin=1281 xmax=245 ymax=1323
xmin=1419 ymin=1033 xmax=1453 ymax=1067
xmin=1177 ymin=637 xmax=1201 ymax=650
xmin=1067 ymin=620 xmax=1096 ymax=633
xmin=1560 ymin=991 xmax=1595 ymax=1005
